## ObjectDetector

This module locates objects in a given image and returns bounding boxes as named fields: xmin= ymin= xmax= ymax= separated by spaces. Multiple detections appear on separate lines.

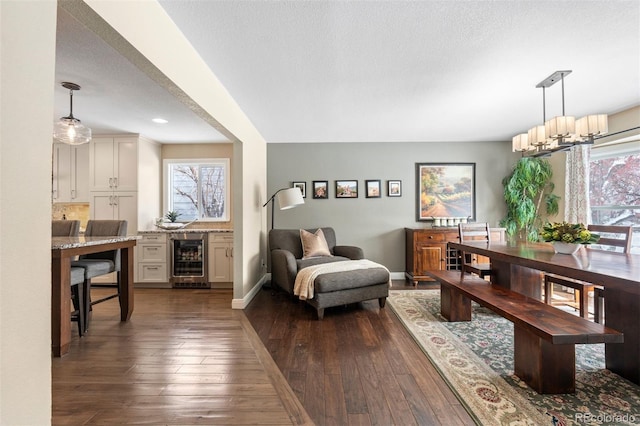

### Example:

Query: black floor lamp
xmin=263 ymin=187 xmax=305 ymax=230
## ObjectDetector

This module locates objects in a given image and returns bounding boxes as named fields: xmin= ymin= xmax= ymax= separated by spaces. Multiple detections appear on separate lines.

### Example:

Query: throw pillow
xmin=300 ymin=228 xmax=332 ymax=259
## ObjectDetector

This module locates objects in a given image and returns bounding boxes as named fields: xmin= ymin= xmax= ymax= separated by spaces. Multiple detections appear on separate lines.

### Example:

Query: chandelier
xmin=53 ymin=82 xmax=92 ymax=145
xmin=512 ymin=71 xmax=608 ymax=157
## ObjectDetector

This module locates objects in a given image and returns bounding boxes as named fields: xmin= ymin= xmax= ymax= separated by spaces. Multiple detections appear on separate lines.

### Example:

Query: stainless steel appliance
xmin=169 ymin=233 xmax=209 ymax=288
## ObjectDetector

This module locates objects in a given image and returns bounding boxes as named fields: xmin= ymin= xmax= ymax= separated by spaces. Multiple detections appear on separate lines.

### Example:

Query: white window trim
xmin=163 ymin=158 xmax=230 ymax=222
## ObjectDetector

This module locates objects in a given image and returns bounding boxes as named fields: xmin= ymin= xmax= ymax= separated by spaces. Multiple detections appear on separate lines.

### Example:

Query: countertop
xmin=138 ymin=228 xmax=233 ymax=234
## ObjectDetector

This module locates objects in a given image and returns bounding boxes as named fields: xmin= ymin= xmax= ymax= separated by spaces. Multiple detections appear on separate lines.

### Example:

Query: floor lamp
xmin=263 ymin=187 xmax=305 ymax=230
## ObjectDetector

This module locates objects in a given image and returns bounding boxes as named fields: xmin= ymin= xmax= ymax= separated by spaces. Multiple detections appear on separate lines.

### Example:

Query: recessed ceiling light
xmin=152 ymin=118 xmax=168 ymax=124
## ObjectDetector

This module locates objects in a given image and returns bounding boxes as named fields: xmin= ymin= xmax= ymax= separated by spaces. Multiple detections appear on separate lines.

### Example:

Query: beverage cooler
xmin=169 ymin=233 xmax=209 ymax=288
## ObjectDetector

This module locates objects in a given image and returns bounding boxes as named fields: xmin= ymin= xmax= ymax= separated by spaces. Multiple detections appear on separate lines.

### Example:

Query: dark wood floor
xmin=244 ymin=281 xmax=474 ymax=426
xmin=52 ymin=282 xmax=474 ymax=425
xmin=52 ymin=288 xmax=311 ymax=425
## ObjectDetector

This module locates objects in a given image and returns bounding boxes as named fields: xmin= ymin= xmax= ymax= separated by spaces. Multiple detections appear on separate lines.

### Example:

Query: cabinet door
xmin=52 ymin=143 xmax=71 ymax=201
xmin=208 ymin=242 xmax=232 ymax=282
xmin=90 ymin=193 xmax=116 ymax=220
xmin=70 ymin=143 xmax=90 ymax=202
xmin=113 ymin=137 xmax=137 ymax=191
xmin=113 ymin=192 xmax=138 ymax=235
xmin=90 ymin=138 xmax=116 ymax=191
xmin=416 ymin=243 xmax=445 ymax=274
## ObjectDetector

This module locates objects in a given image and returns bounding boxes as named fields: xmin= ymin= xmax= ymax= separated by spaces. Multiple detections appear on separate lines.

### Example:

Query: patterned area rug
xmin=388 ymin=290 xmax=640 ymax=426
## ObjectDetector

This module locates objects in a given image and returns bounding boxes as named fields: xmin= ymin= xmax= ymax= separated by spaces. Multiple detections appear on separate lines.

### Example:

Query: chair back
xmin=80 ymin=220 xmax=128 ymax=269
xmin=458 ymin=222 xmax=491 ymax=243
xmin=52 ymin=220 xmax=80 ymax=237
xmin=269 ymin=227 xmax=338 ymax=259
xmin=587 ymin=224 xmax=633 ymax=253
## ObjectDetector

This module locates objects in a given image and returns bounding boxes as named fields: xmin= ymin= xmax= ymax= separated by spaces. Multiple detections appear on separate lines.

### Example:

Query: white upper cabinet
xmin=89 ymin=136 xmax=138 ymax=192
xmin=52 ymin=142 xmax=90 ymax=202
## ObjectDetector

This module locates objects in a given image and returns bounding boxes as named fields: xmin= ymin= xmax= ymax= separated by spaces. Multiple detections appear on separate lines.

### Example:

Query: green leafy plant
xmin=165 ymin=211 xmax=180 ymax=223
xmin=500 ymin=157 xmax=560 ymax=242
xmin=540 ymin=222 xmax=600 ymax=245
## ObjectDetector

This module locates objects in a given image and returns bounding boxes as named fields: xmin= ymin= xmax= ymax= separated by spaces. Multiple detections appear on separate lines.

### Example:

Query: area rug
xmin=388 ymin=289 xmax=640 ymax=426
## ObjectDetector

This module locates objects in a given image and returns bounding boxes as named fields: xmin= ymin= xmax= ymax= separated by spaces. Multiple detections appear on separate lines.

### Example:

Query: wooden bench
xmin=427 ymin=270 xmax=624 ymax=394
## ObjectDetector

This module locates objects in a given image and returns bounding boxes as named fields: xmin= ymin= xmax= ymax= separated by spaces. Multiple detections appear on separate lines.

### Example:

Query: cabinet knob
xmin=429 ymin=236 xmax=434 ymax=239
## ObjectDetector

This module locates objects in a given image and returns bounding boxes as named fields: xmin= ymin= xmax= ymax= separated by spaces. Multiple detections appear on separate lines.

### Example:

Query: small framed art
xmin=292 ymin=181 xmax=306 ymax=198
xmin=387 ymin=180 xmax=402 ymax=197
xmin=335 ymin=180 xmax=358 ymax=198
xmin=365 ymin=180 xmax=381 ymax=198
xmin=312 ymin=180 xmax=328 ymax=199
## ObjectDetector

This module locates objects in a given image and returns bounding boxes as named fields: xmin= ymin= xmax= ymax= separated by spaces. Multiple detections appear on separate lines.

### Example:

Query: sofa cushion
xmin=300 ymin=228 xmax=332 ymax=258
xmin=314 ymin=268 xmax=390 ymax=293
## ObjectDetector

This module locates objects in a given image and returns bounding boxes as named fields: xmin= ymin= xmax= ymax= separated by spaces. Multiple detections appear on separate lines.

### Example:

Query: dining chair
xmin=71 ymin=220 xmax=127 ymax=333
xmin=544 ymin=224 xmax=633 ymax=322
xmin=458 ymin=222 xmax=493 ymax=279
xmin=52 ymin=220 xmax=85 ymax=336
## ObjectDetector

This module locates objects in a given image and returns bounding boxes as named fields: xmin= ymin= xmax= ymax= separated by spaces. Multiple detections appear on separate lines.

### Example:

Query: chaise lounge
xmin=269 ymin=227 xmax=390 ymax=319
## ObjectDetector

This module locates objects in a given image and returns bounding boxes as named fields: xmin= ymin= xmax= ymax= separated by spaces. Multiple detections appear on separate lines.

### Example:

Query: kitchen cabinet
xmin=404 ymin=227 xmax=505 ymax=285
xmin=89 ymin=136 xmax=137 ymax=192
xmin=136 ymin=233 xmax=168 ymax=283
xmin=208 ymin=232 xmax=233 ymax=284
xmin=52 ymin=142 xmax=90 ymax=202
xmin=89 ymin=192 xmax=138 ymax=232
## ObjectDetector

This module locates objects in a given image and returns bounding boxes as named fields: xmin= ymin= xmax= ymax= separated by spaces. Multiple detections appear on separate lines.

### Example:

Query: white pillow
xmin=300 ymin=228 xmax=332 ymax=259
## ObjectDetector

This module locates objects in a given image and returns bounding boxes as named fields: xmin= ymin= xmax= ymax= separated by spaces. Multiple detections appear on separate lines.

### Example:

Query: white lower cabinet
xmin=208 ymin=232 xmax=233 ymax=284
xmin=136 ymin=233 xmax=168 ymax=283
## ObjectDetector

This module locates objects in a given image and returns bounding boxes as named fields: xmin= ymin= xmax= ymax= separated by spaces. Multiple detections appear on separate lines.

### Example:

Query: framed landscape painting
xmin=416 ymin=163 xmax=475 ymax=221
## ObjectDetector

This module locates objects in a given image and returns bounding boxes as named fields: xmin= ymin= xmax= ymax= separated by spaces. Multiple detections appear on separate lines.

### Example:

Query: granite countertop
xmin=138 ymin=228 xmax=233 ymax=234
xmin=52 ymin=235 xmax=141 ymax=250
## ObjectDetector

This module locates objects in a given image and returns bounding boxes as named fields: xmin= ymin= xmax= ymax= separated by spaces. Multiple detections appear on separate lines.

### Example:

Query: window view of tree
xmin=166 ymin=160 xmax=228 ymax=221
xmin=589 ymin=151 xmax=639 ymax=253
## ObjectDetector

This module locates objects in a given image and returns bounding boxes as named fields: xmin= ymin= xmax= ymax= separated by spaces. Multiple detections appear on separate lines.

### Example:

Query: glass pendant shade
xmin=53 ymin=117 xmax=92 ymax=145
xmin=54 ymin=82 xmax=91 ymax=145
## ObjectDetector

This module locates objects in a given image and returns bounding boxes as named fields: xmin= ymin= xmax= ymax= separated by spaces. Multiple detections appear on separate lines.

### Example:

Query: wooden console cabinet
xmin=405 ymin=227 xmax=505 ymax=285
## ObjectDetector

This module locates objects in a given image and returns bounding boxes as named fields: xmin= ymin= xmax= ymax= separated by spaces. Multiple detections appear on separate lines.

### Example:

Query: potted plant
xmin=165 ymin=211 xmax=180 ymax=223
xmin=540 ymin=221 xmax=600 ymax=254
xmin=500 ymin=157 xmax=560 ymax=242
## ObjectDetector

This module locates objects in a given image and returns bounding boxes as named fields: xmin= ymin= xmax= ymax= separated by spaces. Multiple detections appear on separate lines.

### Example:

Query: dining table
xmin=51 ymin=235 xmax=139 ymax=357
xmin=448 ymin=240 xmax=640 ymax=385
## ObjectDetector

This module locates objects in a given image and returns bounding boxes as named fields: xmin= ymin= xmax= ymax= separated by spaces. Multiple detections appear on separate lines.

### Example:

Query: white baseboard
xmin=231 ymin=274 xmax=269 ymax=309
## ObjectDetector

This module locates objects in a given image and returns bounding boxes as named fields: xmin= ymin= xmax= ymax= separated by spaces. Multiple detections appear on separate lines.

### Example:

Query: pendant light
xmin=53 ymin=82 xmax=92 ymax=145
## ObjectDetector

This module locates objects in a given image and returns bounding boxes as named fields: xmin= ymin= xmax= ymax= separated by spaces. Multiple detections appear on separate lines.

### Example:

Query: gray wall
xmin=267 ymin=141 xmax=518 ymax=273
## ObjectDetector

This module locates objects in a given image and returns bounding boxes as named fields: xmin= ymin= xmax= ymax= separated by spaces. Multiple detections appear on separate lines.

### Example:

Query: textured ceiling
xmin=55 ymin=1 xmax=640 ymax=144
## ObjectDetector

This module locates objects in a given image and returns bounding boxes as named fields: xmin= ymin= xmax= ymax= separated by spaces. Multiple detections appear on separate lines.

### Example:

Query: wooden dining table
xmin=51 ymin=235 xmax=139 ymax=357
xmin=448 ymin=240 xmax=640 ymax=385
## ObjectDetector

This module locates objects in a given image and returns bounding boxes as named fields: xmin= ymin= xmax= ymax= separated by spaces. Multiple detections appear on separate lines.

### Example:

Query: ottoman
xmin=305 ymin=266 xmax=390 ymax=319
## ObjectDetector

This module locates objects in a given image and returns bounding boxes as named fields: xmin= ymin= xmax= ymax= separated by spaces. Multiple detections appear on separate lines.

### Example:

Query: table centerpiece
xmin=540 ymin=222 xmax=600 ymax=254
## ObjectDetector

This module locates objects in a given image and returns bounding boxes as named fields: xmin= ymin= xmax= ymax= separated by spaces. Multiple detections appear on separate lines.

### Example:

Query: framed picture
xmin=387 ymin=180 xmax=402 ymax=197
xmin=365 ymin=180 xmax=381 ymax=198
xmin=416 ymin=163 xmax=475 ymax=222
xmin=292 ymin=181 xmax=306 ymax=198
xmin=335 ymin=180 xmax=358 ymax=198
xmin=312 ymin=180 xmax=328 ymax=199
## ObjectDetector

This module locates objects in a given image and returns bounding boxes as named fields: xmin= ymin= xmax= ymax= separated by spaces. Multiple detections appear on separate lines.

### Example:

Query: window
xmin=164 ymin=158 xmax=230 ymax=222
xmin=589 ymin=139 xmax=640 ymax=253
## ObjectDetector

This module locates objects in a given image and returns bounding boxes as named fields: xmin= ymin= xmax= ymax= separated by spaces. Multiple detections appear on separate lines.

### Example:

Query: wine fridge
xmin=169 ymin=233 xmax=209 ymax=288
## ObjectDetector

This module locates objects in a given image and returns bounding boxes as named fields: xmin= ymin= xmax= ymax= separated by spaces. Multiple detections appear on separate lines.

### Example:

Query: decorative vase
xmin=552 ymin=241 xmax=581 ymax=255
